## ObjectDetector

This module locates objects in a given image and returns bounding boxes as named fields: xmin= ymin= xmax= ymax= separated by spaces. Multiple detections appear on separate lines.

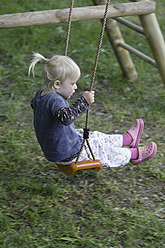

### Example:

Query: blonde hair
xmin=28 ymin=52 xmax=81 ymax=91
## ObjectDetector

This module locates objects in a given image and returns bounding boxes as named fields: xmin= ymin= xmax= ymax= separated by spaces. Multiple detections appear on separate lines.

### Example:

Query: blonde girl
xmin=29 ymin=52 xmax=157 ymax=167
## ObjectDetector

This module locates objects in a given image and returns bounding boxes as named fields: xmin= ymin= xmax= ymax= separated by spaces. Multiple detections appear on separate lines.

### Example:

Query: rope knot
xmin=83 ymin=128 xmax=90 ymax=139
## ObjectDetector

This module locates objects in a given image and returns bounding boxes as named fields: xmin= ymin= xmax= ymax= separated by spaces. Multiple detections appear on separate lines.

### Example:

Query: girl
xmin=29 ymin=52 xmax=157 ymax=168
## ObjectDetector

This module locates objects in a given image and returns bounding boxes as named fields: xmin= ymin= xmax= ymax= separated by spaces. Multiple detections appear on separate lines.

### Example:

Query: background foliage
xmin=0 ymin=0 xmax=165 ymax=247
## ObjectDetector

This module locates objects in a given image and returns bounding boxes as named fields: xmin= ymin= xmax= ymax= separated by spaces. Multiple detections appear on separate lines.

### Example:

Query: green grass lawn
xmin=0 ymin=0 xmax=165 ymax=247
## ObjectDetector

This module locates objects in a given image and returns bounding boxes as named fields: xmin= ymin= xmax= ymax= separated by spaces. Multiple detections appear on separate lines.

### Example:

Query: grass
xmin=0 ymin=0 xmax=165 ymax=247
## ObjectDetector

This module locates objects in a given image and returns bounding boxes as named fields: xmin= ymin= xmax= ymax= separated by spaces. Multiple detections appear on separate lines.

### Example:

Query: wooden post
xmin=131 ymin=0 xmax=165 ymax=85
xmin=93 ymin=0 xmax=138 ymax=81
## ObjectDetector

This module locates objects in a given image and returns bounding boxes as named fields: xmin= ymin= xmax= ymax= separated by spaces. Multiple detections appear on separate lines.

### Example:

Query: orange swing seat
xmin=56 ymin=159 xmax=102 ymax=176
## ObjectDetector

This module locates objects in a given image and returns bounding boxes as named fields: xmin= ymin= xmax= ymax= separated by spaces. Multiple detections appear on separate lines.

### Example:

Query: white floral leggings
xmin=63 ymin=129 xmax=131 ymax=167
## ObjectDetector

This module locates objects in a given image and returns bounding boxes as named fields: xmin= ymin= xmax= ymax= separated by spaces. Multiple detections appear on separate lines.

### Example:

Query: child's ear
xmin=53 ymin=80 xmax=61 ymax=89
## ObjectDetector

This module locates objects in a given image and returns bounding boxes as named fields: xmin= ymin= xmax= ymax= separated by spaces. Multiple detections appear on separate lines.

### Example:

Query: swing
xmin=56 ymin=0 xmax=111 ymax=176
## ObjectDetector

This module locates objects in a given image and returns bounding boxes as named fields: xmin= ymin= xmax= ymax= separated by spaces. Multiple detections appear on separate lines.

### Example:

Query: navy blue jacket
xmin=31 ymin=90 xmax=88 ymax=162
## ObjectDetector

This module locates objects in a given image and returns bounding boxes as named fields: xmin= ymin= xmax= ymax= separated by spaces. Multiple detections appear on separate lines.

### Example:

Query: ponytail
xmin=28 ymin=52 xmax=49 ymax=77
xmin=28 ymin=52 xmax=80 ymax=91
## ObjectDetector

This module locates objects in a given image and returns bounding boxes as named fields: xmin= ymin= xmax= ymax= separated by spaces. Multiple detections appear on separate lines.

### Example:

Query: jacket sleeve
xmin=55 ymin=96 xmax=89 ymax=125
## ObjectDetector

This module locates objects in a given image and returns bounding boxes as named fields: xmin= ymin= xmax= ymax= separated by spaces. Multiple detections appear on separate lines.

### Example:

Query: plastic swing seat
xmin=56 ymin=159 xmax=102 ymax=176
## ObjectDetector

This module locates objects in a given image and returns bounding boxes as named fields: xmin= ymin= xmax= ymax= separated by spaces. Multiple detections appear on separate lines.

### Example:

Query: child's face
xmin=56 ymin=75 xmax=79 ymax=99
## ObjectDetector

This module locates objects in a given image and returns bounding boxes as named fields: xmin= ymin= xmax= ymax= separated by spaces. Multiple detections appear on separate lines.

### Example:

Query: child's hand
xmin=83 ymin=91 xmax=95 ymax=105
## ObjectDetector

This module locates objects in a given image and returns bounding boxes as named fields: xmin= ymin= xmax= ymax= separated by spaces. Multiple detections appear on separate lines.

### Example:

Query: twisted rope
xmin=75 ymin=0 xmax=111 ymax=163
xmin=65 ymin=0 xmax=74 ymax=56
xmin=86 ymin=0 xmax=110 ymax=128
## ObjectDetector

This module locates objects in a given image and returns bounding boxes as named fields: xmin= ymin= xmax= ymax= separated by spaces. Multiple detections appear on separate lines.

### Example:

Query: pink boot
xmin=127 ymin=119 xmax=144 ymax=148
xmin=131 ymin=142 xmax=157 ymax=165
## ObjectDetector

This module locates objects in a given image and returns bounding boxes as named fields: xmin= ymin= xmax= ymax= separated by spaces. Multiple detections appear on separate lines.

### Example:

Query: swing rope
xmin=65 ymin=0 xmax=74 ymax=56
xmin=64 ymin=0 xmax=111 ymax=164
xmin=75 ymin=0 xmax=111 ymax=163
xmin=86 ymin=0 xmax=111 ymax=132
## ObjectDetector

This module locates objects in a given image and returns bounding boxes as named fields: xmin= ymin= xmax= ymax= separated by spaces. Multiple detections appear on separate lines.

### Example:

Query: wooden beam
xmin=0 ymin=1 xmax=156 ymax=29
xmin=116 ymin=41 xmax=157 ymax=67
xmin=113 ymin=17 xmax=144 ymax=35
